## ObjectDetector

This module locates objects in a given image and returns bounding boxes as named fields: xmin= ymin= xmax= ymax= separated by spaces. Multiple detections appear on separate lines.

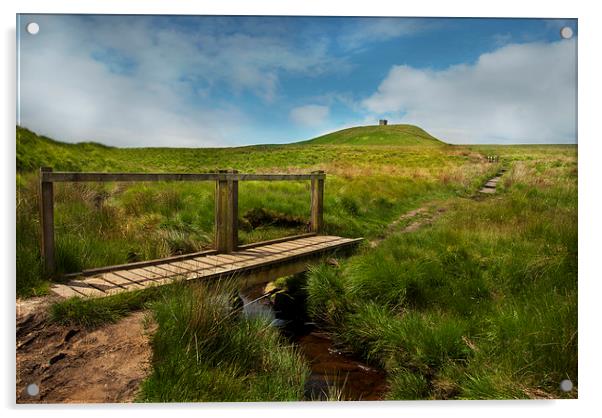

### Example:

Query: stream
xmin=239 ymin=283 xmax=388 ymax=401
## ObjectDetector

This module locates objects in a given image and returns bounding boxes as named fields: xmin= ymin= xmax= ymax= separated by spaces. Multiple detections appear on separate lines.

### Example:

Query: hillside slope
xmin=300 ymin=124 xmax=445 ymax=146
xmin=16 ymin=125 xmax=448 ymax=173
xmin=17 ymin=127 xmax=118 ymax=172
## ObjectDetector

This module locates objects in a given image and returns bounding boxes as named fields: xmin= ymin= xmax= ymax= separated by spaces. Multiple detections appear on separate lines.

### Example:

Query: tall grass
xmin=306 ymin=154 xmax=577 ymax=399
xmin=139 ymin=281 xmax=309 ymax=402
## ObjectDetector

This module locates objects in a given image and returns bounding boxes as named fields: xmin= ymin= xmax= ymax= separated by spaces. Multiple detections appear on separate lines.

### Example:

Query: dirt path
xmin=369 ymin=169 xmax=508 ymax=248
xmin=370 ymin=203 xmax=447 ymax=248
xmin=16 ymin=298 xmax=155 ymax=403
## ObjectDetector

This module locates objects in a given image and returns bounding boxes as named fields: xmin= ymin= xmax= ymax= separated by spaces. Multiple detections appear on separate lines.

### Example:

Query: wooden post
xmin=39 ymin=167 xmax=55 ymax=276
xmin=215 ymin=169 xmax=238 ymax=253
xmin=310 ymin=171 xmax=324 ymax=234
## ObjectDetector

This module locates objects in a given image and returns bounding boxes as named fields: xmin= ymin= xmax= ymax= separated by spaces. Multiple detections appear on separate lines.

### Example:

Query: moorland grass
xmin=16 ymin=125 xmax=577 ymax=401
xmin=306 ymin=153 xmax=577 ymax=399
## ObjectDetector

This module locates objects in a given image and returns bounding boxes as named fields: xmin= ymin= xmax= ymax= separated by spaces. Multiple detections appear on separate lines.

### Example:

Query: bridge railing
xmin=38 ymin=168 xmax=325 ymax=276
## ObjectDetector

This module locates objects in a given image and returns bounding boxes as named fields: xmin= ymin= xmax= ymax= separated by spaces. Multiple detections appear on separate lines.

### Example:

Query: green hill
xmin=299 ymin=124 xmax=445 ymax=146
xmin=16 ymin=124 xmax=447 ymax=174
xmin=17 ymin=126 xmax=117 ymax=172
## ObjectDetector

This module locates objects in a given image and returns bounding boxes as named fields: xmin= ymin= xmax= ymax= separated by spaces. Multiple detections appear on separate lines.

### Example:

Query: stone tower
xmin=379 ymin=119 xmax=388 ymax=126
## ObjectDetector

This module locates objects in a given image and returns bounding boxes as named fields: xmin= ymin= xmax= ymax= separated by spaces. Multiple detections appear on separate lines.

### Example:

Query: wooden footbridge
xmin=38 ymin=168 xmax=362 ymax=298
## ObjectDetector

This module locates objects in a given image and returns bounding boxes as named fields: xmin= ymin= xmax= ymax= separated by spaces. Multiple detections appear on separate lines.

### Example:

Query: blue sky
xmin=18 ymin=15 xmax=577 ymax=146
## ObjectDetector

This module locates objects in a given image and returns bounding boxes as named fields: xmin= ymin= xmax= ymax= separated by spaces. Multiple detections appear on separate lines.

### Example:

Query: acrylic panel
xmin=16 ymin=14 xmax=577 ymax=403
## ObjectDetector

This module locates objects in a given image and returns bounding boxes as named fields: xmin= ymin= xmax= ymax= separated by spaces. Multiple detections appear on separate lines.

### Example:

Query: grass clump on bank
xmin=139 ymin=281 xmax=309 ymax=402
xmin=50 ymin=285 xmax=167 ymax=328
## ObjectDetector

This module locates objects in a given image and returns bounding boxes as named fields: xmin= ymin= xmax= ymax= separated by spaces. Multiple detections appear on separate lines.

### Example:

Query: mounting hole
xmin=26 ymin=383 xmax=39 ymax=396
xmin=559 ymin=379 xmax=573 ymax=392
xmin=26 ymin=22 xmax=40 ymax=35
xmin=560 ymin=26 xmax=573 ymax=40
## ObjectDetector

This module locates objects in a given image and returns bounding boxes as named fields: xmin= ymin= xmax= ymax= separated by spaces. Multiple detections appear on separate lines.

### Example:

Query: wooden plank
xmin=215 ymin=253 xmax=248 ymax=263
xmin=186 ymin=256 xmax=233 ymax=271
xmin=178 ymin=258 xmax=219 ymax=272
xmin=168 ymin=260 xmax=205 ymax=273
xmin=302 ymin=235 xmax=343 ymax=244
xmin=274 ymin=238 xmax=333 ymax=250
xmin=120 ymin=268 xmax=174 ymax=286
xmin=131 ymin=267 xmax=177 ymax=286
xmin=238 ymin=244 xmax=309 ymax=263
xmin=242 ymin=246 xmax=285 ymax=258
xmin=237 ymin=233 xmax=317 ymax=250
xmin=43 ymin=172 xmax=218 ymax=183
xmin=65 ymin=248 xmax=218 ymax=278
xmin=142 ymin=265 xmax=181 ymax=278
xmin=232 ymin=173 xmax=322 ymax=181
xmin=215 ymin=172 xmax=227 ymax=253
xmin=39 ymin=167 xmax=55 ymax=276
xmin=215 ymin=169 xmax=238 ymax=253
xmin=264 ymin=239 xmax=336 ymax=254
xmin=266 ymin=240 xmax=306 ymax=250
xmin=229 ymin=171 xmax=239 ymax=252
xmin=98 ymin=272 xmax=145 ymax=290
xmin=159 ymin=262 xmax=196 ymax=276
xmin=214 ymin=253 xmax=261 ymax=269
xmin=260 ymin=242 xmax=305 ymax=256
xmin=83 ymin=276 xmax=125 ymax=295
xmin=111 ymin=270 xmax=158 ymax=287
xmin=209 ymin=255 xmax=241 ymax=269
xmin=51 ymin=284 xmax=86 ymax=298
xmin=233 ymin=249 xmax=278 ymax=260
xmin=310 ymin=171 xmax=325 ymax=233
xmin=66 ymin=280 xmax=106 ymax=297
xmin=43 ymin=171 xmax=325 ymax=183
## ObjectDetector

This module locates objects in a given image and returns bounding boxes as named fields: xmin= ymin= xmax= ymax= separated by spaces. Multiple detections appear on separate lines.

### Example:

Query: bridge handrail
xmin=40 ymin=171 xmax=325 ymax=183
xmin=38 ymin=167 xmax=325 ymax=276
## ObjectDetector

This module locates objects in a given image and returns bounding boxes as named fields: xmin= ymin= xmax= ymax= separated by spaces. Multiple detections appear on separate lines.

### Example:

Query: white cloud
xmin=338 ymin=18 xmax=428 ymax=51
xmin=17 ymin=15 xmax=339 ymax=146
xmin=289 ymin=105 xmax=330 ymax=127
xmin=362 ymin=39 xmax=577 ymax=144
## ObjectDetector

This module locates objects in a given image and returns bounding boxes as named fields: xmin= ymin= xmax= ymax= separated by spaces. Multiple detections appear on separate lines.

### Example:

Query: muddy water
xmin=295 ymin=332 xmax=388 ymax=400
xmin=239 ymin=285 xmax=388 ymax=401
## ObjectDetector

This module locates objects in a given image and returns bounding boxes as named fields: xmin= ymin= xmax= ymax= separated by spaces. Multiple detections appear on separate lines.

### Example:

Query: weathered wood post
xmin=310 ymin=170 xmax=325 ymax=233
xmin=215 ymin=169 xmax=238 ymax=253
xmin=39 ymin=167 xmax=55 ymax=276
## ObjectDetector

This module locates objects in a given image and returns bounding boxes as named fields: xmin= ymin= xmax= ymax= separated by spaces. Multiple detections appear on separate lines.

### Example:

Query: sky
xmin=17 ymin=15 xmax=577 ymax=147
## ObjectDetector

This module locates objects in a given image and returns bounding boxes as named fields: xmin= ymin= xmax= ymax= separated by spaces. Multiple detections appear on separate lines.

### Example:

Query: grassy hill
xmin=17 ymin=125 xmax=456 ymax=175
xmin=17 ymin=124 xmax=444 ymax=173
xmin=300 ymin=124 xmax=445 ymax=146
xmin=17 ymin=127 xmax=117 ymax=172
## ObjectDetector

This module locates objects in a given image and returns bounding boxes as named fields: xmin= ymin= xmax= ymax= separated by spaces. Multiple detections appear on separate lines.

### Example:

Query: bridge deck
xmin=50 ymin=235 xmax=362 ymax=299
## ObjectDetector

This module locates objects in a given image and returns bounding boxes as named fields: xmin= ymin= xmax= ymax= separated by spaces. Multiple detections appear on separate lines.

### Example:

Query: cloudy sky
xmin=17 ymin=15 xmax=577 ymax=147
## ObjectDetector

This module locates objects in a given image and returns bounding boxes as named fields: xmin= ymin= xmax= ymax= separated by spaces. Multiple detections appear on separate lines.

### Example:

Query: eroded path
xmin=16 ymin=298 xmax=155 ymax=403
xmin=370 ymin=202 xmax=448 ymax=248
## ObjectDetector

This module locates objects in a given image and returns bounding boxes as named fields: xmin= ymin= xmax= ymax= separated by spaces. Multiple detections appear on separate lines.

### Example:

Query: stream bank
xmin=239 ymin=281 xmax=388 ymax=401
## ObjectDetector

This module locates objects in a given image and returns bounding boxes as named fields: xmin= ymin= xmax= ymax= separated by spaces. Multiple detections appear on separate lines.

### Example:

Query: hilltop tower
xmin=379 ymin=119 xmax=388 ymax=126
